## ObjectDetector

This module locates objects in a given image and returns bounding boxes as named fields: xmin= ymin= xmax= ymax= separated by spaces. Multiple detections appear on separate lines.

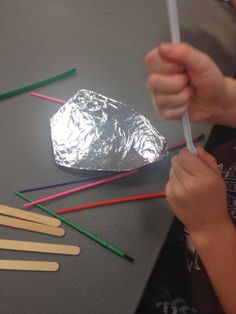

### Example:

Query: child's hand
xmin=145 ymin=43 xmax=231 ymax=122
xmin=165 ymin=147 xmax=231 ymax=238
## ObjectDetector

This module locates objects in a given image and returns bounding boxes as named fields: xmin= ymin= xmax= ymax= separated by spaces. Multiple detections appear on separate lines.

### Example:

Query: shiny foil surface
xmin=50 ymin=89 xmax=168 ymax=171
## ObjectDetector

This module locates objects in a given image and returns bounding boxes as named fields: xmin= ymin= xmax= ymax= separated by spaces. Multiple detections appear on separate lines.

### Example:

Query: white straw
xmin=166 ymin=0 xmax=196 ymax=154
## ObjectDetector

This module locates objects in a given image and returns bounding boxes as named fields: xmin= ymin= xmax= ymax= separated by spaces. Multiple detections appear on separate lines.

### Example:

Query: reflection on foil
xmin=50 ymin=89 xmax=168 ymax=171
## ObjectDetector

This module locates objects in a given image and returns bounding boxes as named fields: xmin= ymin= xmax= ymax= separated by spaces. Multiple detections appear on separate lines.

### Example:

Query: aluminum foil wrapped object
xmin=50 ymin=89 xmax=168 ymax=171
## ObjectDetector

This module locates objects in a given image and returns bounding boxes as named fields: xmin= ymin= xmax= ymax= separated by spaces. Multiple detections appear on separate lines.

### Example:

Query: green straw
xmin=15 ymin=191 xmax=133 ymax=263
xmin=0 ymin=68 xmax=76 ymax=100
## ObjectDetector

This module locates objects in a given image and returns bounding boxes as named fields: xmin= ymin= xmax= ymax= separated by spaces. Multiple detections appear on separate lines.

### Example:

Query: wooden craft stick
xmin=0 ymin=260 xmax=59 ymax=271
xmin=0 ymin=239 xmax=80 ymax=255
xmin=0 ymin=204 xmax=61 ymax=227
xmin=0 ymin=215 xmax=65 ymax=237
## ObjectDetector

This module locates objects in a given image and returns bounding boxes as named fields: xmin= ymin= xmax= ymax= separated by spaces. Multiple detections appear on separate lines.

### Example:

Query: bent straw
xmin=166 ymin=0 xmax=196 ymax=154
xmin=30 ymin=92 xmax=66 ymax=104
xmin=0 ymin=68 xmax=76 ymax=100
xmin=19 ymin=173 xmax=114 ymax=193
xmin=57 ymin=191 xmax=166 ymax=215
xmin=168 ymin=134 xmax=205 ymax=151
xmin=15 ymin=192 xmax=134 ymax=263
xmin=23 ymin=170 xmax=139 ymax=208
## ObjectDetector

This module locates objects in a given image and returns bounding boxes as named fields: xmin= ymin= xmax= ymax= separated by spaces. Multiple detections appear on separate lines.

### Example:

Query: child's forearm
xmin=191 ymin=218 xmax=236 ymax=314
xmin=211 ymin=77 xmax=236 ymax=127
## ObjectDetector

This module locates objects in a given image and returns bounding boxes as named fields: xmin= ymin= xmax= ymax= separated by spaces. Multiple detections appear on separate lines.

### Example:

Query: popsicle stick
xmin=0 ymin=260 xmax=59 ymax=271
xmin=0 ymin=239 xmax=80 ymax=255
xmin=0 ymin=215 xmax=65 ymax=237
xmin=0 ymin=204 xmax=61 ymax=227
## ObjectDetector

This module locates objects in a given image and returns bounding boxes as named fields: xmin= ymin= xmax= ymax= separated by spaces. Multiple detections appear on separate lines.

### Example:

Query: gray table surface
xmin=0 ymin=1 xmax=235 ymax=313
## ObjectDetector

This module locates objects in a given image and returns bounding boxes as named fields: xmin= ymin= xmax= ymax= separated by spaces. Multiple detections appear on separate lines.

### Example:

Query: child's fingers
xmin=166 ymin=170 xmax=186 ymax=202
xmin=154 ymin=86 xmax=192 ymax=109
xmin=177 ymin=149 xmax=217 ymax=177
xmin=145 ymin=47 xmax=184 ymax=74
xmin=147 ymin=73 xmax=189 ymax=94
xmin=169 ymin=162 xmax=188 ymax=188
xmin=152 ymin=84 xmax=192 ymax=120
xmin=159 ymin=43 xmax=213 ymax=79
xmin=166 ymin=173 xmax=181 ymax=197
xmin=171 ymin=155 xmax=193 ymax=179
xmin=197 ymin=147 xmax=219 ymax=174
xmin=158 ymin=106 xmax=189 ymax=120
xmin=177 ymin=148 xmax=218 ymax=176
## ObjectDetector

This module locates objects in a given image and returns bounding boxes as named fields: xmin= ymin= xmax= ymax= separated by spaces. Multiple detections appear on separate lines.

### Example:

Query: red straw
xmin=56 ymin=191 xmax=166 ymax=215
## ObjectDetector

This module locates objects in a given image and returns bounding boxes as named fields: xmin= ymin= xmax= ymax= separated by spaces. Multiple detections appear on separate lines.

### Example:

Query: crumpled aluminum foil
xmin=50 ymin=89 xmax=168 ymax=171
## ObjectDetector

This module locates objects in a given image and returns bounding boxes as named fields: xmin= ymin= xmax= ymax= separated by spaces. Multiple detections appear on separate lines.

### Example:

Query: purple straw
xmin=23 ymin=170 xmax=139 ymax=208
xmin=18 ymin=173 xmax=114 ymax=193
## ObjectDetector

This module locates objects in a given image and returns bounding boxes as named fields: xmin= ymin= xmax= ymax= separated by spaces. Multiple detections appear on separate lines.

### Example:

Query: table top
xmin=0 ymin=1 xmax=235 ymax=313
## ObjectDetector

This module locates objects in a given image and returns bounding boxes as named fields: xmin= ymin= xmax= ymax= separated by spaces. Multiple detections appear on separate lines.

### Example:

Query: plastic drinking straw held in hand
xmin=19 ymin=173 xmax=114 ymax=193
xmin=168 ymin=134 xmax=205 ymax=151
xmin=0 ymin=68 xmax=76 ymax=101
xmin=166 ymin=0 xmax=196 ymax=154
xmin=15 ymin=192 xmax=134 ymax=263
xmin=23 ymin=170 xmax=139 ymax=208
xmin=30 ymin=92 xmax=66 ymax=104
xmin=57 ymin=191 xmax=166 ymax=215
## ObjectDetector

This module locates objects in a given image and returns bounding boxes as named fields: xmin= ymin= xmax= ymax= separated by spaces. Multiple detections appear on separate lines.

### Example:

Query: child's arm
xmin=145 ymin=43 xmax=236 ymax=128
xmin=192 ymin=213 xmax=236 ymax=314
xmin=166 ymin=147 xmax=236 ymax=314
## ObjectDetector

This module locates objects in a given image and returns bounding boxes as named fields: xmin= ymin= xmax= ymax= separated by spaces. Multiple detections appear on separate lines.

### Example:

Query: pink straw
xmin=30 ymin=92 xmax=66 ymax=104
xmin=23 ymin=170 xmax=139 ymax=208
